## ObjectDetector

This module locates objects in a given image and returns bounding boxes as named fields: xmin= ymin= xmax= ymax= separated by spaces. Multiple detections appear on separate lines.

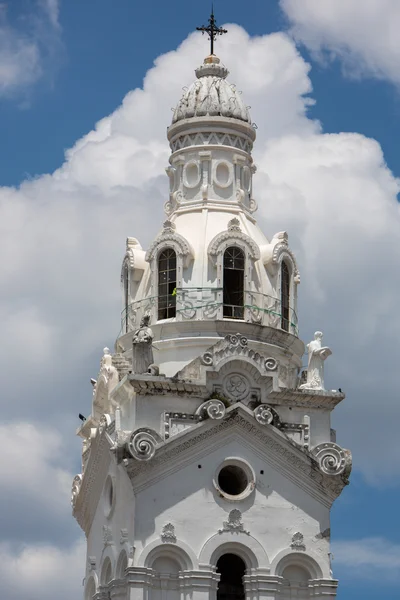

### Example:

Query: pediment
xmin=122 ymin=404 xmax=348 ymax=506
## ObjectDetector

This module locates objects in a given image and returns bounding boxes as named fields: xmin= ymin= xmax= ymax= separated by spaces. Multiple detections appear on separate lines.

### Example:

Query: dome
xmin=172 ymin=56 xmax=251 ymax=125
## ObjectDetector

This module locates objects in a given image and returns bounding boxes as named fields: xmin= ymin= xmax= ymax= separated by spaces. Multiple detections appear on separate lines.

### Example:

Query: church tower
xmin=72 ymin=14 xmax=351 ymax=600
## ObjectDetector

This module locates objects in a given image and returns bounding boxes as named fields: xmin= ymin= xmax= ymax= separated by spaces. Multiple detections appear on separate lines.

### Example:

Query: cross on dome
xmin=196 ymin=7 xmax=227 ymax=56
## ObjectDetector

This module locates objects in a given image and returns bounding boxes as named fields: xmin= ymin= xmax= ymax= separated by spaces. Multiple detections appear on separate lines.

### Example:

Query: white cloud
xmin=280 ymin=0 xmax=400 ymax=84
xmin=0 ymin=538 xmax=85 ymax=600
xmin=333 ymin=537 xmax=400 ymax=580
xmin=0 ymin=24 xmax=399 ymax=490
xmin=0 ymin=1 xmax=61 ymax=97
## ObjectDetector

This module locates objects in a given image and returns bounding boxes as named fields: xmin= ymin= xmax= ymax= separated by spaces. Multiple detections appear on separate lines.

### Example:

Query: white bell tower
xmin=72 ymin=14 xmax=351 ymax=600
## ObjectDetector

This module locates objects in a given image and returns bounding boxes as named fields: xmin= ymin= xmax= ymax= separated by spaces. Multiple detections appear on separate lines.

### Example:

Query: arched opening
xmin=116 ymin=550 xmax=128 ymax=579
xmin=216 ymin=553 xmax=246 ymax=600
xmin=223 ymin=247 xmax=244 ymax=319
xmin=282 ymin=565 xmax=310 ymax=598
xmin=151 ymin=556 xmax=180 ymax=600
xmin=281 ymin=260 xmax=290 ymax=332
xmin=123 ymin=263 xmax=129 ymax=333
xmin=158 ymin=248 xmax=177 ymax=320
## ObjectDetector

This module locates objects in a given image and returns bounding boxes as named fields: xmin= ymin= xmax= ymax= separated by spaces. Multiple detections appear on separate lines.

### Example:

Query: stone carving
xmin=291 ymin=532 xmax=306 ymax=551
xmin=145 ymin=224 xmax=193 ymax=265
xmin=196 ymin=399 xmax=226 ymax=420
xmin=219 ymin=510 xmax=250 ymax=535
xmin=265 ymin=357 xmax=278 ymax=371
xmin=299 ymin=332 xmax=332 ymax=391
xmin=224 ymin=373 xmax=250 ymax=401
xmin=312 ymin=443 xmax=352 ymax=477
xmin=88 ymin=556 xmax=96 ymax=571
xmin=71 ymin=474 xmax=82 ymax=508
xmin=226 ymin=333 xmax=248 ymax=347
xmin=112 ymin=353 xmax=132 ymax=380
xmin=120 ymin=529 xmax=128 ymax=544
xmin=125 ymin=411 xmax=348 ymax=499
xmin=132 ymin=315 xmax=154 ymax=375
xmin=254 ymin=404 xmax=274 ymax=425
xmin=228 ymin=217 xmax=241 ymax=231
xmin=98 ymin=414 xmax=111 ymax=435
xmin=208 ymin=227 xmax=260 ymax=262
xmin=128 ymin=428 xmax=160 ymax=461
xmin=201 ymin=351 xmax=214 ymax=366
xmin=103 ymin=525 xmax=113 ymax=545
xmin=161 ymin=523 xmax=177 ymax=543
xmin=92 ymin=348 xmax=120 ymax=419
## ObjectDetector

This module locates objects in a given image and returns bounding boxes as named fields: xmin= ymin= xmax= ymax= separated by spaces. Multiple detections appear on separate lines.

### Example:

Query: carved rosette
xmin=254 ymin=404 xmax=274 ymax=426
xmin=128 ymin=429 xmax=159 ymax=461
xmin=312 ymin=443 xmax=352 ymax=477
xmin=71 ymin=474 xmax=82 ymax=508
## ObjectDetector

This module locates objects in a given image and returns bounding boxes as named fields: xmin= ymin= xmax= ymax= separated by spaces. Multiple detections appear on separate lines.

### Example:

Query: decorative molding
xmin=195 ymin=399 xmax=226 ymax=420
xmin=208 ymin=223 xmax=260 ymax=262
xmin=145 ymin=223 xmax=194 ymax=266
xmin=170 ymin=131 xmax=253 ymax=154
xmin=88 ymin=556 xmax=96 ymax=571
xmin=103 ymin=525 xmax=113 ymax=546
xmin=291 ymin=532 xmax=306 ymax=551
xmin=161 ymin=523 xmax=177 ymax=543
xmin=128 ymin=428 xmax=162 ymax=461
xmin=125 ymin=409 xmax=348 ymax=503
xmin=254 ymin=404 xmax=274 ymax=425
xmin=312 ymin=443 xmax=352 ymax=477
xmin=219 ymin=510 xmax=250 ymax=535
xmin=71 ymin=474 xmax=82 ymax=508
xmin=164 ymin=412 xmax=198 ymax=440
xmin=120 ymin=529 xmax=129 ymax=545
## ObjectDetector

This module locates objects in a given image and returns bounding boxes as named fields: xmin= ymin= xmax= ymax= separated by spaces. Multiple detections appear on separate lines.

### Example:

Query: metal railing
xmin=120 ymin=287 xmax=298 ymax=337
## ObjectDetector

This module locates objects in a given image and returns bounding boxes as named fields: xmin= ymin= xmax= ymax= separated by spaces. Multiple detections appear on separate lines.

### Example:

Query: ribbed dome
xmin=172 ymin=56 xmax=251 ymax=125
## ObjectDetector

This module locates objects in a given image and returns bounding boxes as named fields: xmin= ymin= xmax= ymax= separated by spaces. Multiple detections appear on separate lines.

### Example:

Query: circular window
xmin=183 ymin=161 xmax=201 ymax=188
xmin=213 ymin=458 xmax=255 ymax=501
xmin=214 ymin=161 xmax=233 ymax=188
xmin=104 ymin=475 xmax=116 ymax=518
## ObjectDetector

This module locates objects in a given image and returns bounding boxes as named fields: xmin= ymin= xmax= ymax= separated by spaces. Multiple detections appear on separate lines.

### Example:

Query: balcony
xmin=120 ymin=288 xmax=298 ymax=337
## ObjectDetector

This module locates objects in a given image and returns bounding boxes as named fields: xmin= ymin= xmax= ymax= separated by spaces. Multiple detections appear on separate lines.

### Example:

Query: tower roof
xmin=172 ymin=56 xmax=251 ymax=125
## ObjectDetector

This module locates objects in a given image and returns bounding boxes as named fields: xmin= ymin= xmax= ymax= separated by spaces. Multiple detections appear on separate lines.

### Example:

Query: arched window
xmin=158 ymin=248 xmax=177 ymax=320
xmin=281 ymin=260 xmax=290 ymax=332
xmin=217 ymin=554 xmax=245 ymax=600
xmin=123 ymin=263 xmax=129 ymax=334
xmin=223 ymin=247 xmax=245 ymax=319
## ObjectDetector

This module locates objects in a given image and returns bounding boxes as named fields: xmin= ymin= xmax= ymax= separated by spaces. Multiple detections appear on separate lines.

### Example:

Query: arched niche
xmin=200 ymin=532 xmax=270 ymax=570
xmin=137 ymin=539 xmax=197 ymax=570
xmin=271 ymin=549 xmax=327 ymax=579
xmin=116 ymin=549 xmax=128 ymax=579
xmin=100 ymin=556 xmax=113 ymax=586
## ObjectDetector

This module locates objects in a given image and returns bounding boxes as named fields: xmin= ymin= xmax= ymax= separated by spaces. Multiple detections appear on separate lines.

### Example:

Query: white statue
xmin=299 ymin=331 xmax=332 ymax=391
xmin=132 ymin=314 xmax=154 ymax=374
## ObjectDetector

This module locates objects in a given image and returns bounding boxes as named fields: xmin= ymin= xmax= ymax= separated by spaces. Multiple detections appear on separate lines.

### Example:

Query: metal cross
xmin=196 ymin=8 xmax=227 ymax=56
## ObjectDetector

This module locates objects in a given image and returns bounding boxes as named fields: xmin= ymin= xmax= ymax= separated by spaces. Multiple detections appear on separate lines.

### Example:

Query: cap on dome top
xmin=172 ymin=56 xmax=251 ymax=125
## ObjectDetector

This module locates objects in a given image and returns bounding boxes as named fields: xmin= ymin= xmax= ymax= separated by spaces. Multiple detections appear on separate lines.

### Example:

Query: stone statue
xmin=299 ymin=331 xmax=332 ymax=391
xmin=132 ymin=315 xmax=154 ymax=374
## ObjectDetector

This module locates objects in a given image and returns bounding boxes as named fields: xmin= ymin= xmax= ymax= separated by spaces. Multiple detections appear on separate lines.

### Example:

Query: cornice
xmin=268 ymin=388 xmax=345 ymax=409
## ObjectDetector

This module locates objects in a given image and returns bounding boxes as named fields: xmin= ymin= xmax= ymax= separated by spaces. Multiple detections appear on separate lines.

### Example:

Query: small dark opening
xmin=223 ymin=246 xmax=244 ymax=319
xmin=158 ymin=248 xmax=177 ymax=320
xmin=218 ymin=465 xmax=248 ymax=496
xmin=198 ymin=465 xmax=202 ymax=469
xmin=281 ymin=260 xmax=290 ymax=332
xmin=217 ymin=554 xmax=246 ymax=600
xmin=260 ymin=470 xmax=264 ymax=475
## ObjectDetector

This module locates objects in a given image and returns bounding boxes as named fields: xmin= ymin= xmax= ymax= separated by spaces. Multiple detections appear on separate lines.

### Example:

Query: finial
xmin=196 ymin=8 xmax=227 ymax=56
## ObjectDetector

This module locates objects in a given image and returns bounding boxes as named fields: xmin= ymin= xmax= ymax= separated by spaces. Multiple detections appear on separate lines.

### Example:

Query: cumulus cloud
xmin=0 ymin=538 xmax=85 ymax=600
xmin=0 ymin=0 xmax=61 ymax=98
xmin=0 ymin=23 xmax=399 ymax=507
xmin=333 ymin=537 xmax=400 ymax=580
xmin=280 ymin=0 xmax=400 ymax=84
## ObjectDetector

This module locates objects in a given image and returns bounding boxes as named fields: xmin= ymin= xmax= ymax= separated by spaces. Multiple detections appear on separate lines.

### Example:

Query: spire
xmin=196 ymin=8 xmax=227 ymax=56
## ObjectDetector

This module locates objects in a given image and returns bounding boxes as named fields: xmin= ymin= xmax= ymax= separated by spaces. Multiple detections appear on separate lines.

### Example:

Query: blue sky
xmin=1 ymin=1 xmax=400 ymax=598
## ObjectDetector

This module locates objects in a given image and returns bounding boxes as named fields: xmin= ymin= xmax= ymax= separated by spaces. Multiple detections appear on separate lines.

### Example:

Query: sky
xmin=1 ymin=0 xmax=400 ymax=598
